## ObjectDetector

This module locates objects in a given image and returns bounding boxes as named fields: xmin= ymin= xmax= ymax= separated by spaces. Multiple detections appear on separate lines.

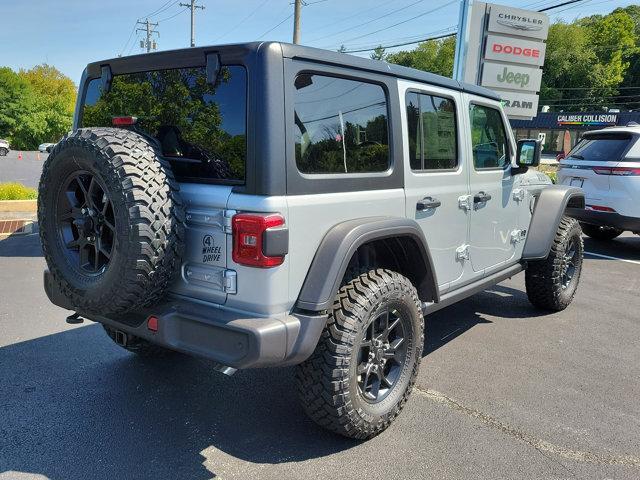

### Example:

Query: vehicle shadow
xmin=583 ymin=234 xmax=640 ymax=262
xmin=0 ymin=285 xmax=546 ymax=480
xmin=0 ymin=225 xmax=41 ymax=257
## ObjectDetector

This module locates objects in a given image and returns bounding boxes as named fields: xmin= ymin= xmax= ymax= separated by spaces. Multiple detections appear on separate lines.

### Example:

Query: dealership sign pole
xmin=454 ymin=2 xmax=549 ymax=120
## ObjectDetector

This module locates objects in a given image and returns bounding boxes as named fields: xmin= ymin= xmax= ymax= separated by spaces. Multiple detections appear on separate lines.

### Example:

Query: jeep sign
xmin=481 ymin=62 xmax=542 ymax=92
xmin=487 ymin=4 xmax=549 ymax=40
xmin=484 ymin=34 xmax=546 ymax=66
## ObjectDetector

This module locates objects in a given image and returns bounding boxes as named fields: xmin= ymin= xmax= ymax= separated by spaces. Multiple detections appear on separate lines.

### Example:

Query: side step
xmin=422 ymin=263 xmax=524 ymax=315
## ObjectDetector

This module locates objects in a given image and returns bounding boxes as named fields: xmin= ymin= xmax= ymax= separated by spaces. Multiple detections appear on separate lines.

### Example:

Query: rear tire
xmin=526 ymin=217 xmax=583 ymax=311
xmin=296 ymin=269 xmax=424 ymax=439
xmin=0 ymin=147 xmax=8 ymax=156
xmin=580 ymin=223 xmax=623 ymax=241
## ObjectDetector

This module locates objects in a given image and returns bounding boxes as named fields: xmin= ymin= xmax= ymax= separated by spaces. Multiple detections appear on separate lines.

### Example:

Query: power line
xmin=309 ymin=0 xmax=429 ymax=43
xmin=258 ymin=13 xmax=294 ymax=39
xmin=157 ymin=6 xmax=189 ymax=23
xmin=144 ymin=0 xmax=181 ymax=19
xmin=119 ymin=22 xmax=138 ymax=56
xmin=343 ymin=30 xmax=456 ymax=53
xmin=538 ymin=0 xmax=585 ymax=12
xmin=212 ymin=0 xmax=272 ymax=42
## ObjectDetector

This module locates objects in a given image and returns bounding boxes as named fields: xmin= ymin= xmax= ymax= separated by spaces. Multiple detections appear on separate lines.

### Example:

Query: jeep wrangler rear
xmin=39 ymin=42 xmax=585 ymax=439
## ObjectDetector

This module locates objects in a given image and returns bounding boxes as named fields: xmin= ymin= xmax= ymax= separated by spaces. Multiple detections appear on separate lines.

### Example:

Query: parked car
xmin=0 ymin=139 xmax=10 ymax=156
xmin=39 ymin=143 xmax=56 ymax=153
xmin=558 ymin=125 xmax=640 ymax=240
xmin=38 ymin=42 xmax=585 ymax=440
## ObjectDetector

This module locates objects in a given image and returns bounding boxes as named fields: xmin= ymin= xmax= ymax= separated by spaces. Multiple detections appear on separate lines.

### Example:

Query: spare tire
xmin=38 ymin=127 xmax=185 ymax=315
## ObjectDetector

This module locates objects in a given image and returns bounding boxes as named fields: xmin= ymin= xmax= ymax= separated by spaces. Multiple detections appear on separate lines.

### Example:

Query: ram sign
xmin=457 ymin=2 xmax=549 ymax=120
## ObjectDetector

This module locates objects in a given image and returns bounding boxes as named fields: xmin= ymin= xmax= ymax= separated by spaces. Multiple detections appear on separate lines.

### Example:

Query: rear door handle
xmin=416 ymin=196 xmax=442 ymax=211
xmin=473 ymin=191 xmax=492 ymax=203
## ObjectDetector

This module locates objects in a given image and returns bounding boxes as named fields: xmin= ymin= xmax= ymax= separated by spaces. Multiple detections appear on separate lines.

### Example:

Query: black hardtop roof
xmin=86 ymin=41 xmax=500 ymax=101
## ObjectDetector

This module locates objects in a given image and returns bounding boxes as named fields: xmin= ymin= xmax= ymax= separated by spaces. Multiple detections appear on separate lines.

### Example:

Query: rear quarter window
xmin=566 ymin=134 xmax=633 ymax=162
xmin=293 ymin=73 xmax=389 ymax=174
xmin=81 ymin=65 xmax=247 ymax=183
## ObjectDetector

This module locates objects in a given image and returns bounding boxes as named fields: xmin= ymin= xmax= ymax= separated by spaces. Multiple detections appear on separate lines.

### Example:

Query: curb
xmin=0 ymin=199 xmax=37 ymax=213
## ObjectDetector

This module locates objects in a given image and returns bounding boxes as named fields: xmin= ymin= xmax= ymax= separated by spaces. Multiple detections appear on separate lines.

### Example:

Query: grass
xmin=537 ymin=164 xmax=558 ymax=184
xmin=0 ymin=182 xmax=38 ymax=200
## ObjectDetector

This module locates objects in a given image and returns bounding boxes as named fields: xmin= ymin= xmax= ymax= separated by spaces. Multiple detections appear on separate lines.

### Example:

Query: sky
xmin=0 ymin=0 xmax=636 ymax=84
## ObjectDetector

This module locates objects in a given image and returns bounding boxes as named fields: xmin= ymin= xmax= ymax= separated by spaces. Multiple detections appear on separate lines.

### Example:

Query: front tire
xmin=580 ymin=223 xmax=623 ymax=241
xmin=0 ymin=147 xmax=8 ymax=156
xmin=296 ymin=269 xmax=424 ymax=439
xmin=526 ymin=217 xmax=583 ymax=311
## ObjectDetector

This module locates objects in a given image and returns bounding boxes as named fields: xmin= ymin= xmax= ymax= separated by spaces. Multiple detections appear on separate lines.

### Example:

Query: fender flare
xmin=522 ymin=185 xmax=585 ymax=260
xmin=295 ymin=217 xmax=439 ymax=311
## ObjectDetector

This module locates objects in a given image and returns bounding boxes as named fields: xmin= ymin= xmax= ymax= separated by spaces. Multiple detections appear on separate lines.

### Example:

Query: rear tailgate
xmin=169 ymin=183 xmax=234 ymax=305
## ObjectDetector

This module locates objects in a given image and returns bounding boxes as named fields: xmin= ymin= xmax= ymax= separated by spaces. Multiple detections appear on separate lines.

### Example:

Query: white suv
xmin=558 ymin=125 xmax=640 ymax=240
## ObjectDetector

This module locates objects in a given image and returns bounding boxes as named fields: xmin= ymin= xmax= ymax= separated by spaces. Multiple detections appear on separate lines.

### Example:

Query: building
xmin=510 ymin=111 xmax=640 ymax=157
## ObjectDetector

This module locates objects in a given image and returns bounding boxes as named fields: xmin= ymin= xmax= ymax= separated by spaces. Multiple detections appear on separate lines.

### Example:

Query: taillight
xmin=232 ymin=213 xmax=285 ymax=267
xmin=586 ymin=204 xmax=616 ymax=212
xmin=593 ymin=166 xmax=640 ymax=176
xmin=112 ymin=116 xmax=138 ymax=126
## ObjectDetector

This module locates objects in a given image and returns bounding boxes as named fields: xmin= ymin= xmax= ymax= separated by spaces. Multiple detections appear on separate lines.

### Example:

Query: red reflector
xmin=586 ymin=204 xmax=616 ymax=212
xmin=147 ymin=316 xmax=159 ymax=332
xmin=232 ymin=213 xmax=285 ymax=268
xmin=112 ymin=116 xmax=137 ymax=126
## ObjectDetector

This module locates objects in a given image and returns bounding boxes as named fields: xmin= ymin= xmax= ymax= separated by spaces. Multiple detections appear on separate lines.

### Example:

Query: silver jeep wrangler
xmin=39 ymin=42 xmax=585 ymax=439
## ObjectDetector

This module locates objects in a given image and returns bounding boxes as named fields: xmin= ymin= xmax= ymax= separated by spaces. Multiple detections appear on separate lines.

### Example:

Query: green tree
xmin=370 ymin=45 xmax=386 ymax=61
xmin=385 ymin=36 xmax=456 ymax=77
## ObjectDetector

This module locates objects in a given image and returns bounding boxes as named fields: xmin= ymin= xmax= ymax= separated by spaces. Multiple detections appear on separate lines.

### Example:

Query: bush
xmin=0 ymin=182 xmax=37 ymax=200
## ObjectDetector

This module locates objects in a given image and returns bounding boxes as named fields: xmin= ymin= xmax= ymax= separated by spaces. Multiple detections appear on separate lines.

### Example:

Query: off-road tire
xmin=0 ymin=147 xmax=8 ymax=156
xmin=296 ymin=269 xmax=424 ymax=439
xmin=38 ymin=128 xmax=185 ymax=315
xmin=580 ymin=223 xmax=623 ymax=241
xmin=526 ymin=217 xmax=583 ymax=311
xmin=102 ymin=325 xmax=175 ymax=357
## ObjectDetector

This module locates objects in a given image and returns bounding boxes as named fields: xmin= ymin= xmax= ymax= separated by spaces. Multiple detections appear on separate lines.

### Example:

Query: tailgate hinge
xmin=223 ymin=209 xmax=236 ymax=234
xmin=223 ymin=270 xmax=237 ymax=294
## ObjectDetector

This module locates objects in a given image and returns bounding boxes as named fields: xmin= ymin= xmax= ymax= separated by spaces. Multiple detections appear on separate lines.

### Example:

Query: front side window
xmin=81 ymin=65 xmax=247 ymax=183
xmin=294 ymin=74 xmax=389 ymax=174
xmin=470 ymin=104 xmax=509 ymax=169
xmin=406 ymin=92 xmax=458 ymax=171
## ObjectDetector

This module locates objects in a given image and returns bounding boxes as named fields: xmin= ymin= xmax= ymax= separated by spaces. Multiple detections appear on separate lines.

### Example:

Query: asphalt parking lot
xmin=0 ymin=231 xmax=639 ymax=480
xmin=0 ymin=151 xmax=47 ymax=188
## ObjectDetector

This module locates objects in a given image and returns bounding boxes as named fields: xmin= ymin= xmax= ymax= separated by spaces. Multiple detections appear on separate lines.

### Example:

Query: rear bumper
xmin=567 ymin=208 xmax=640 ymax=232
xmin=43 ymin=270 xmax=326 ymax=369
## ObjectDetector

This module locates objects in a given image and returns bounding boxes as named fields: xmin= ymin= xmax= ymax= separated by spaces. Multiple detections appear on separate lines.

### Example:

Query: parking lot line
xmin=584 ymin=251 xmax=640 ymax=265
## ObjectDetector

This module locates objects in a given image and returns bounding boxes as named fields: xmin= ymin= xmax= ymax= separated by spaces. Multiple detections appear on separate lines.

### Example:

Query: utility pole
xmin=293 ymin=0 xmax=302 ymax=44
xmin=136 ymin=18 xmax=159 ymax=53
xmin=180 ymin=0 xmax=205 ymax=47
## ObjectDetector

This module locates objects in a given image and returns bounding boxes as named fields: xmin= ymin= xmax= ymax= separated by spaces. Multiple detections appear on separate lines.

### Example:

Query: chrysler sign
xmin=488 ymin=4 xmax=550 ymax=40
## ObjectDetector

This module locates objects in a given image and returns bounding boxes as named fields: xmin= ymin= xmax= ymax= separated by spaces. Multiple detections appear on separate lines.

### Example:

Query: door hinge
xmin=458 ymin=195 xmax=472 ymax=211
xmin=510 ymin=229 xmax=527 ymax=244
xmin=223 ymin=269 xmax=237 ymax=294
xmin=512 ymin=188 xmax=525 ymax=202
xmin=223 ymin=209 xmax=236 ymax=234
xmin=456 ymin=244 xmax=470 ymax=261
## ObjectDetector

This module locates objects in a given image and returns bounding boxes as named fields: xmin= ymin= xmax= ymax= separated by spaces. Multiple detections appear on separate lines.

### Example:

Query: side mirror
xmin=516 ymin=139 xmax=541 ymax=169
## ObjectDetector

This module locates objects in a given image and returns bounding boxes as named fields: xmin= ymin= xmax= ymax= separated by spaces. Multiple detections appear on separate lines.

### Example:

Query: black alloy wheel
xmin=56 ymin=171 xmax=116 ymax=275
xmin=357 ymin=308 xmax=408 ymax=403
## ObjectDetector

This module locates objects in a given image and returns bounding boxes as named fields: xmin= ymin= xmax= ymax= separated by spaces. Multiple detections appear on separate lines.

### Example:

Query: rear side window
xmin=81 ymin=65 xmax=247 ymax=183
xmin=406 ymin=92 xmax=457 ymax=171
xmin=293 ymin=74 xmax=389 ymax=174
xmin=470 ymin=104 xmax=509 ymax=169
xmin=566 ymin=134 xmax=632 ymax=162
